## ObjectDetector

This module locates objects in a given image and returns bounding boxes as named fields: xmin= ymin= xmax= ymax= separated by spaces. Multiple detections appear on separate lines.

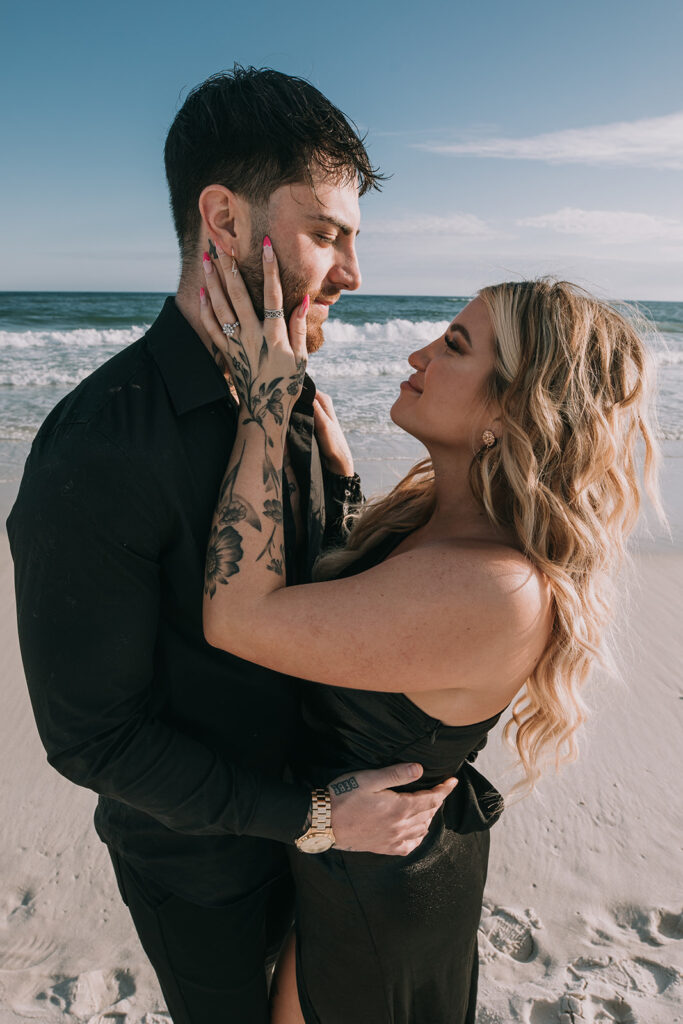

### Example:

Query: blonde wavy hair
xmin=316 ymin=279 xmax=664 ymax=790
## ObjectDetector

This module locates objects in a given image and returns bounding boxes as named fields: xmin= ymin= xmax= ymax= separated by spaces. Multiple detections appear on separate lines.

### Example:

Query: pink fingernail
xmin=202 ymin=252 xmax=213 ymax=273
xmin=199 ymin=286 xmax=206 ymax=300
xmin=263 ymin=236 xmax=274 ymax=263
xmin=300 ymin=294 xmax=310 ymax=317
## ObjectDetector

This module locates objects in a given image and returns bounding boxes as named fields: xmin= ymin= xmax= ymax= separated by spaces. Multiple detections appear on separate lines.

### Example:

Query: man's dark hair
xmin=164 ymin=65 xmax=384 ymax=265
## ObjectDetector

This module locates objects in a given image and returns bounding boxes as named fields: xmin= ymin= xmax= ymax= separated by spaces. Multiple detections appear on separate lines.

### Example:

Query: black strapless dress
xmin=289 ymin=532 xmax=505 ymax=1024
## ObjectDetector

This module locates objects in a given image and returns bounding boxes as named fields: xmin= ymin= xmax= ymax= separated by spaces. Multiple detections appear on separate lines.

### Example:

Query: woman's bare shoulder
xmin=427 ymin=537 xmax=548 ymax=596
xmin=419 ymin=537 xmax=552 ymax=641
xmin=413 ymin=540 xmax=552 ymax=699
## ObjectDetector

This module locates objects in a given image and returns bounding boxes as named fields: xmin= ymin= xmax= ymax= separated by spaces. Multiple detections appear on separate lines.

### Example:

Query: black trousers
xmin=108 ymin=848 xmax=295 ymax=1024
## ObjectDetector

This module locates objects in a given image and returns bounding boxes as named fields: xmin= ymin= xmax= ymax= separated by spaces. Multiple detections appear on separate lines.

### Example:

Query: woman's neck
xmin=422 ymin=449 xmax=514 ymax=547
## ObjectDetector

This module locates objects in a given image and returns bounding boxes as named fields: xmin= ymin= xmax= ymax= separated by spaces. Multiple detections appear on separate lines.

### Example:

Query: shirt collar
xmin=146 ymin=297 xmax=233 ymax=416
xmin=146 ymin=296 xmax=317 ymax=416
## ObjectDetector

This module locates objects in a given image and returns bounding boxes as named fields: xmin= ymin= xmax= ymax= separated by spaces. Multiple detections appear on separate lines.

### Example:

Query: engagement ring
xmin=221 ymin=321 xmax=240 ymax=337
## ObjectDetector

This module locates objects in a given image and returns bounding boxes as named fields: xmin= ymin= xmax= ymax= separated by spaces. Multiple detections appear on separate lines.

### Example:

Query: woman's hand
xmin=199 ymin=237 xmax=309 ymax=418
xmin=314 ymin=391 xmax=355 ymax=477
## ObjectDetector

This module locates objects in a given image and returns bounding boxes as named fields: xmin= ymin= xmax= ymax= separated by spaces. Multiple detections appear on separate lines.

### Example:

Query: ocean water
xmin=1 ymin=291 xmax=682 ymax=495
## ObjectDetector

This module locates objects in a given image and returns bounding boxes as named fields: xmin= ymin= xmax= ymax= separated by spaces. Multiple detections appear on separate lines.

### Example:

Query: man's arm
xmin=8 ymin=425 xmax=310 ymax=843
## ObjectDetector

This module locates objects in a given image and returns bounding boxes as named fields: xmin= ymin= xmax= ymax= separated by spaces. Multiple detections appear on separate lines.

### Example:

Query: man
xmin=8 ymin=68 xmax=454 ymax=1023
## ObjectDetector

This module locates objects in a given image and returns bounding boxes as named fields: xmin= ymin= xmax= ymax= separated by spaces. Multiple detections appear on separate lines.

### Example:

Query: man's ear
xmin=198 ymin=185 xmax=250 ymax=256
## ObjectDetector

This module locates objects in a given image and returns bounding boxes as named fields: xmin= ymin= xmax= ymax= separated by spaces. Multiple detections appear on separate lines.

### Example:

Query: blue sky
xmin=2 ymin=0 xmax=683 ymax=298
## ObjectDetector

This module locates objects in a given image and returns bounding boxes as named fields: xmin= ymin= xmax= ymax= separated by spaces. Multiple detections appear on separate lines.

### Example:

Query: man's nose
xmin=330 ymin=243 xmax=361 ymax=291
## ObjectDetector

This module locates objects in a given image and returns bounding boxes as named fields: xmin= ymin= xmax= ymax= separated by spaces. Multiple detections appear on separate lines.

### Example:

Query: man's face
xmin=238 ymin=173 xmax=362 ymax=353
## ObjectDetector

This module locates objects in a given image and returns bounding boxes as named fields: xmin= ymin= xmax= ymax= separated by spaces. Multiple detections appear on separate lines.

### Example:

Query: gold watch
xmin=294 ymin=788 xmax=336 ymax=853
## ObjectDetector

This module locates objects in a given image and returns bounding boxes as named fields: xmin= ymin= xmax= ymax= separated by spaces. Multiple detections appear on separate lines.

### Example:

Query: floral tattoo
xmin=206 ymin=332 xmax=307 ymax=593
xmin=257 ymin=499 xmax=284 ymax=575
xmin=226 ymin=335 xmax=307 ymax=492
xmin=204 ymin=525 xmax=243 ymax=598
xmin=205 ymin=442 xmax=262 ymax=597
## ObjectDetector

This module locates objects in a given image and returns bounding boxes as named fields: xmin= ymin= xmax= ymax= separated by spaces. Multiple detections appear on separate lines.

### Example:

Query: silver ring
xmin=264 ymin=308 xmax=285 ymax=319
xmin=221 ymin=320 xmax=240 ymax=337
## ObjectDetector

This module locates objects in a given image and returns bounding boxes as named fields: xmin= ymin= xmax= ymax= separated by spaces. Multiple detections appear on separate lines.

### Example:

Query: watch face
xmin=297 ymin=833 xmax=334 ymax=854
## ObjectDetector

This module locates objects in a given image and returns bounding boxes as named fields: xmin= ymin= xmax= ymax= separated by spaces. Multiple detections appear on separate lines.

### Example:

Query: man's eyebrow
xmin=448 ymin=323 xmax=472 ymax=348
xmin=307 ymin=213 xmax=360 ymax=237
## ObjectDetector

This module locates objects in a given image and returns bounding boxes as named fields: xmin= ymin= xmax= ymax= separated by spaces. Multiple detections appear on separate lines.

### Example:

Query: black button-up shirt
xmin=7 ymin=297 xmax=354 ymax=905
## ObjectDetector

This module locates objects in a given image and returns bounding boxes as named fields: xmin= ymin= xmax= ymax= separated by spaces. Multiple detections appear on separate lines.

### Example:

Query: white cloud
xmin=417 ymin=112 xmax=683 ymax=169
xmin=363 ymin=213 xmax=497 ymax=237
xmin=517 ymin=207 xmax=683 ymax=244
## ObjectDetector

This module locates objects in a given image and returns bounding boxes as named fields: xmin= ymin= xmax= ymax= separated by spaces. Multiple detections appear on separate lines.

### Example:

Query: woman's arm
xmin=200 ymin=240 xmax=307 ymax=607
xmin=201 ymin=244 xmax=547 ymax=696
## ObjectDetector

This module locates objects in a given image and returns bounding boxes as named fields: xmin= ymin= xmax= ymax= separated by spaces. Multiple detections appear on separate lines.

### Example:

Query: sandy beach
xmin=0 ymin=455 xmax=681 ymax=1024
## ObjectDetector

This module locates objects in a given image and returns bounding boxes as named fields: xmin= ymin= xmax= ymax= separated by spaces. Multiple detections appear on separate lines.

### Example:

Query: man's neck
xmin=175 ymin=275 xmax=207 ymax=347
xmin=175 ymin=273 xmax=235 ymax=390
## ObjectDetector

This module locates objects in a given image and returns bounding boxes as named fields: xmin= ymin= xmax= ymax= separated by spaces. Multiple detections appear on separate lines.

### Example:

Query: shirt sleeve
xmin=7 ymin=424 xmax=310 ymax=844
xmin=322 ymin=471 xmax=364 ymax=550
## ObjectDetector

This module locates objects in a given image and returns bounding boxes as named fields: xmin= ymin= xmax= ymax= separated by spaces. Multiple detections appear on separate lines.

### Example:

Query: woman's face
xmin=390 ymin=297 xmax=500 ymax=452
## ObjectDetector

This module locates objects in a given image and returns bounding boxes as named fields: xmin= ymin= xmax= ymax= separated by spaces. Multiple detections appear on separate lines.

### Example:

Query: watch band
xmin=295 ymin=788 xmax=336 ymax=853
xmin=310 ymin=788 xmax=332 ymax=830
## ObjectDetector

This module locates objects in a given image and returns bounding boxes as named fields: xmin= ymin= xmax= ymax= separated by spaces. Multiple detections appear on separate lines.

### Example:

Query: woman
xmin=199 ymin=240 xmax=661 ymax=1024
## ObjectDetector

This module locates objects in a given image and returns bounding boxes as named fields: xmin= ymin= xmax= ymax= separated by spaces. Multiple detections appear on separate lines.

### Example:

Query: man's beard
xmin=237 ymin=220 xmax=326 ymax=354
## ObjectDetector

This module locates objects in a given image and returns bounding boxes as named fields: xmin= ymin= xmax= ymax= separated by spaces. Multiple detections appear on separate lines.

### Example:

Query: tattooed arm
xmin=201 ymin=239 xmax=308 ymax=615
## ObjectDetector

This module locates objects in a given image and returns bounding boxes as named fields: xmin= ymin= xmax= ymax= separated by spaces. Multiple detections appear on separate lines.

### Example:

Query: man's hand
xmin=313 ymin=391 xmax=355 ymax=477
xmin=328 ymin=763 xmax=457 ymax=856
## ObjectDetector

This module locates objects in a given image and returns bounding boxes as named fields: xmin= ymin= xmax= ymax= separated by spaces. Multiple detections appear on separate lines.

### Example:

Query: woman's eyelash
xmin=445 ymin=337 xmax=461 ymax=353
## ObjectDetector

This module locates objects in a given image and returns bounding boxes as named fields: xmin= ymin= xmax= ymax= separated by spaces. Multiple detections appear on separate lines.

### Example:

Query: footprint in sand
xmin=529 ymin=990 xmax=638 ymax=1023
xmin=611 ymin=904 xmax=683 ymax=947
xmin=7 ymin=887 xmax=35 ymax=922
xmin=0 ymin=885 xmax=56 ymax=971
xmin=568 ymin=954 xmax=680 ymax=997
xmin=657 ymin=909 xmax=683 ymax=940
xmin=34 ymin=968 xmax=136 ymax=1018
xmin=0 ymin=886 xmax=36 ymax=928
xmin=478 ymin=905 xmax=540 ymax=962
xmin=88 ymin=1010 xmax=168 ymax=1024
xmin=475 ymin=1009 xmax=507 ymax=1024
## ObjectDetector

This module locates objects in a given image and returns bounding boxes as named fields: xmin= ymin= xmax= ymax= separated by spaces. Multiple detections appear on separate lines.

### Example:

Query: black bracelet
xmin=335 ymin=472 xmax=363 ymax=505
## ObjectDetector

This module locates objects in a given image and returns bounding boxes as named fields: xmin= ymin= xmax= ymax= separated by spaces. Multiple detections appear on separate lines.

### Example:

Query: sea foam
xmin=0 ymin=327 xmax=148 ymax=350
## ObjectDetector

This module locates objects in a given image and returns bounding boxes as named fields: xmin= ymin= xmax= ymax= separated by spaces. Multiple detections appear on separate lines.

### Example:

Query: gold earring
xmin=481 ymin=429 xmax=497 ymax=450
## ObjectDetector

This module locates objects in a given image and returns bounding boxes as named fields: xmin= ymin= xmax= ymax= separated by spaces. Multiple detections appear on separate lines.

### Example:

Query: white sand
xmin=0 ymin=492 xmax=681 ymax=1022
xmin=475 ymin=547 xmax=683 ymax=1023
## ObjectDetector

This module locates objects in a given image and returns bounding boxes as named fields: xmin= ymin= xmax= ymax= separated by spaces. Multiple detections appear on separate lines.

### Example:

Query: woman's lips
xmin=400 ymin=377 xmax=422 ymax=394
